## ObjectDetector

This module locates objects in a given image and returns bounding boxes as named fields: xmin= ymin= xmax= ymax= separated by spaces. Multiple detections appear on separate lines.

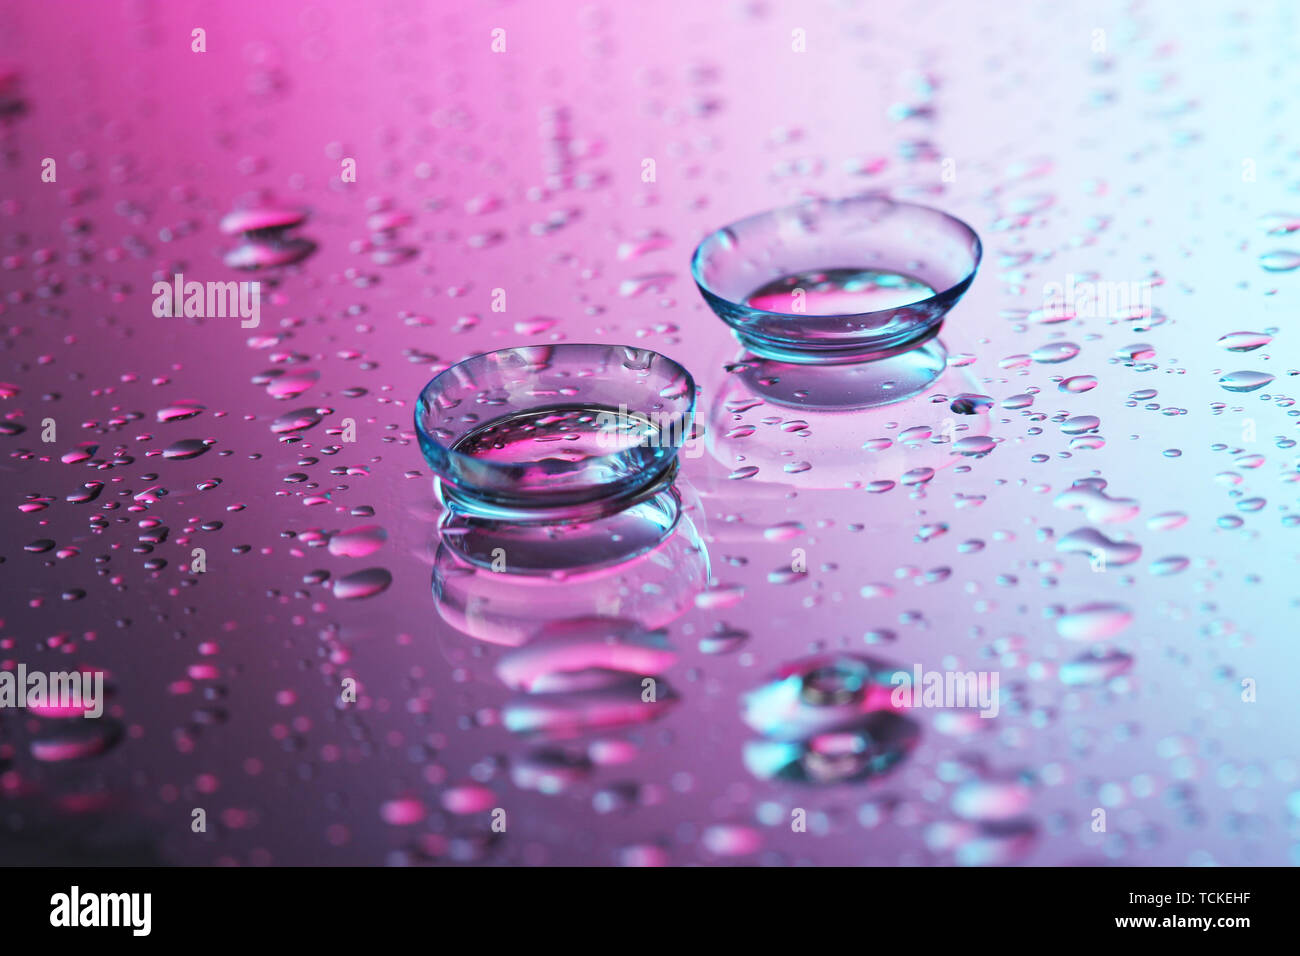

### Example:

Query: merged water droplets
xmin=1057 ymin=528 xmax=1141 ymax=566
xmin=1054 ymin=478 xmax=1138 ymax=523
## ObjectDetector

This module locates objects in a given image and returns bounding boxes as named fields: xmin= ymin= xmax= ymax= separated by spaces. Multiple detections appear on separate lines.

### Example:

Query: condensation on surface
xmin=0 ymin=1 xmax=1297 ymax=867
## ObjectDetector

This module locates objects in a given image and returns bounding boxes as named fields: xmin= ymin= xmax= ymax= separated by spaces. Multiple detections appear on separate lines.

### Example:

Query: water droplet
xmin=328 ymin=524 xmax=388 ymax=558
xmin=950 ymin=393 xmax=994 ymax=415
xmin=1060 ymin=415 xmax=1101 ymax=435
xmin=271 ymin=407 xmax=329 ymax=434
xmin=156 ymin=400 xmax=206 ymax=422
xmin=1218 ymin=331 xmax=1272 ymax=352
xmin=1147 ymin=511 xmax=1187 ymax=531
xmin=1059 ymin=375 xmax=1097 ymax=393
xmin=1056 ymin=603 xmax=1133 ymax=641
xmin=224 ymin=237 xmax=317 ymax=270
xmin=1219 ymin=370 xmax=1274 ymax=393
xmin=162 ymin=438 xmax=214 ymax=460
xmin=332 ymin=567 xmax=392 ymax=599
xmin=1259 ymin=250 xmax=1300 ymax=272
xmin=953 ymin=435 xmax=996 ymax=457
xmin=219 ymin=206 xmax=307 ymax=235
xmin=31 ymin=719 xmax=124 ymax=762
xmin=1031 ymin=341 xmax=1080 ymax=364
xmin=1149 ymin=555 xmax=1189 ymax=576
xmin=951 ymin=778 xmax=1033 ymax=821
xmin=1060 ymin=649 xmax=1134 ymax=686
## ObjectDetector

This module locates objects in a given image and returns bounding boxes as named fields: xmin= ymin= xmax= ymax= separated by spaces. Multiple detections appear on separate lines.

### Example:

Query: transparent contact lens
xmin=416 ymin=344 xmax=696 ymax=520
xmin=691 ymin=195 xmax=981 ymax=364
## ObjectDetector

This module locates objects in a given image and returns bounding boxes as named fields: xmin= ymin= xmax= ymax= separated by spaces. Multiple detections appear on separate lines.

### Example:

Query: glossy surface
xmin=0 ymin=0 xmax=1296 ymax=869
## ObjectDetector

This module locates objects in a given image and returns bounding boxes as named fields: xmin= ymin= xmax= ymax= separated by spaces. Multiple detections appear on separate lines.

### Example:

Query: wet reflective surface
xmin=0 ymin=1 xmax=1298 ymax=866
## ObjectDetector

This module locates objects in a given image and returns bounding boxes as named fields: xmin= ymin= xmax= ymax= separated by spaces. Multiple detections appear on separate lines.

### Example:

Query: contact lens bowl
xmin=691 ymin=196 xmax=982 ymax=363
xmin=416 ymin=344 xmax=695 ymax=520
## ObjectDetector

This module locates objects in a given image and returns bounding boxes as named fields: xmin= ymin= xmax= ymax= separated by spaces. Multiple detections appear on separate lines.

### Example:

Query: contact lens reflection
xmin=430 ymin=478 xmax=710 ymax=797
xmin=707 ymin=344 xmax=993 ymax=490
xmin=432 ymin=479 xmax=709 ymax=647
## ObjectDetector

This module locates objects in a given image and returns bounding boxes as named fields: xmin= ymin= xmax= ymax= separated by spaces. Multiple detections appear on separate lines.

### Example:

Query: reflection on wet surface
xmin=0 ymin=1 xmax=1297 ymax=866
